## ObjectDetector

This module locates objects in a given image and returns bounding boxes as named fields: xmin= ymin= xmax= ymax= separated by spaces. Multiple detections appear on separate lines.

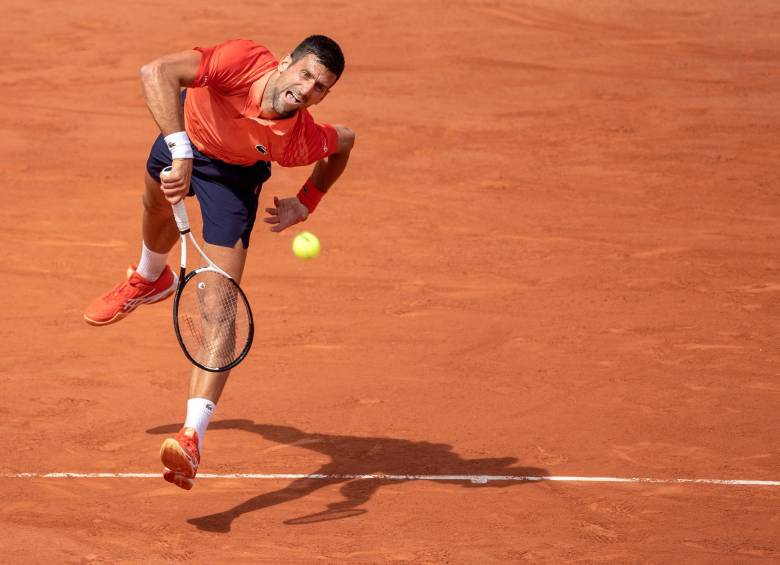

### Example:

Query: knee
xmin=143 ymin=178 xmax=171 ymax=217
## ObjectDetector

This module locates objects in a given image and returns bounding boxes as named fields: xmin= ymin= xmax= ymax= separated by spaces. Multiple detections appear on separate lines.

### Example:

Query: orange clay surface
xmin=1 ymin=1 xmax=778 ymax=563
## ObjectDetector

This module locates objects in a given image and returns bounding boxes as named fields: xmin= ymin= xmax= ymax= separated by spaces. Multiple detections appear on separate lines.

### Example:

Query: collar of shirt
xmin=243 ymin=70 xmax=297 ymax=136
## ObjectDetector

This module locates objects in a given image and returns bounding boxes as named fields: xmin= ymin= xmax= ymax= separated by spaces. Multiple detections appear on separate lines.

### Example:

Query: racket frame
xmin=167 ymin=179 xmax=254 ymax=372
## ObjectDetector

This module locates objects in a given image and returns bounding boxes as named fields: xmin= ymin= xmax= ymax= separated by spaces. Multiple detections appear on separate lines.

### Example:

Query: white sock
xmin=136 ymin=241 xmax=168 ymax=281
xmin=183 ymin=397 xmax=215 ymax=452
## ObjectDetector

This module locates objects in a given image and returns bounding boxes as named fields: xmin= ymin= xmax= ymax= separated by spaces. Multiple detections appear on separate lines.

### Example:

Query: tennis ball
xmin=292 ymin=231 xmax=320 ymax=261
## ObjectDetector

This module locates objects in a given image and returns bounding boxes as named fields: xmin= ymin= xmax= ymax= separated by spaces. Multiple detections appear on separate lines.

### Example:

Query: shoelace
xmin=102 ymin=279 xmax=131 ymax=300
xmin=103 ymin=276 xmax=148 ymax=300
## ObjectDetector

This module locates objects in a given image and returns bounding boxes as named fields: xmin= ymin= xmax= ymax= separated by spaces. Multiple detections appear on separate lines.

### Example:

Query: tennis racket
xmin=163 ymin=166 xmax=254 ymax=372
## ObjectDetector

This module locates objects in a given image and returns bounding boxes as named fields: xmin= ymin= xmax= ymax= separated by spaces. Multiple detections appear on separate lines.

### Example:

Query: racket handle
xmin=162 ymin=166 xmax=191 ymax=233
xmin=171 ymin=201 xmax=190 ymax=233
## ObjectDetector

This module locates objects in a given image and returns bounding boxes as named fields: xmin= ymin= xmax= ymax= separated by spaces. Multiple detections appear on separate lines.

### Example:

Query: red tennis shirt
xmin=184 ymin=39 xmax=339 ymax=167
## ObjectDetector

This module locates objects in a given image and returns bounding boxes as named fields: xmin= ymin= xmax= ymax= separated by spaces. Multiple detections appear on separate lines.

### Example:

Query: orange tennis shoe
xmin=83 ymin=265 xmax=177 ymax=326
xmin=161 ymin=427 xmax=200 ymax=491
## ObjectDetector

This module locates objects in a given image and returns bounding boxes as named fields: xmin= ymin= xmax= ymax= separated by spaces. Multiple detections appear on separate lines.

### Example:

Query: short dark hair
xmin=290 ymin=35 xmax=345 ymax=81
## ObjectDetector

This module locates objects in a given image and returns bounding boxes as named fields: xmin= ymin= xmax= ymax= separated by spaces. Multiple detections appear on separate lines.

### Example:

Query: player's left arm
xmin=264 ymin=125 xmax=355 ymax=233
xmin=309 ymin=124 xmax=355 ymax=192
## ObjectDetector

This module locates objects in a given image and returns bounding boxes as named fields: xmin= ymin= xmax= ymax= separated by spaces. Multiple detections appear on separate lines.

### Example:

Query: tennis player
xmin=83 ymin=36 xmax=354 ymax=490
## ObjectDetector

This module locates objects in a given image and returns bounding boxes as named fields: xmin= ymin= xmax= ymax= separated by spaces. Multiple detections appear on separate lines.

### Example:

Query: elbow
xmin=337 ymin=126 xmax=356 ymax=153
xmin=140 ymin=60 xmax=163 ymax=84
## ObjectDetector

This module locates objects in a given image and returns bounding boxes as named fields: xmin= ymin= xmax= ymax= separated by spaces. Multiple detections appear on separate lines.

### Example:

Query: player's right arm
xmin=140 ymin=50 xmax=201 ymax=203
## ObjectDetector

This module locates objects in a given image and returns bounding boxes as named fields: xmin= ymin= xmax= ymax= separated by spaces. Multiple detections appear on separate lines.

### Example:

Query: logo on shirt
xmin=255 ymin=144 xmax=268 ymax=155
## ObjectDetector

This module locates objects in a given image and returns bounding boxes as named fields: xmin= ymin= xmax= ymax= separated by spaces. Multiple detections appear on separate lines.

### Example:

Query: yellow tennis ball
xmin=292 ymin=231 xmax=320 ymax=260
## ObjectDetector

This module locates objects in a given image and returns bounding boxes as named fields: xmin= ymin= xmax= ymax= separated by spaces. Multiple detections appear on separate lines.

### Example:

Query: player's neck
xmin=259 ymin=72 xmax=288 ymax=120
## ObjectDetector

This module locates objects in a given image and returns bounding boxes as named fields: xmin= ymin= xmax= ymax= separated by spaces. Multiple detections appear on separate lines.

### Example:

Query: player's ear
xmin=278 ymin=55 xmax=292 ymax=72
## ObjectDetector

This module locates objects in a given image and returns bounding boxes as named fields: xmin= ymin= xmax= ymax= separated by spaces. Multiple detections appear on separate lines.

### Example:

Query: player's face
xmin=272 ymin=54 xmax=338 ymax=118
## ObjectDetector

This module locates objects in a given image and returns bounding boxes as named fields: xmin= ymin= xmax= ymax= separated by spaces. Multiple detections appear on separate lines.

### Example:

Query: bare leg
xmin=142 ymin=171 xmax=179 ymax=254
xmin=187 ymin=238 xmax=249 ymax=403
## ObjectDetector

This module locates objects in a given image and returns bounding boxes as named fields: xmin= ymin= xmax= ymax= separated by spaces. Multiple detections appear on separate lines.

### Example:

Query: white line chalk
xmin=0 ymin=472 xmax=777 ymax=486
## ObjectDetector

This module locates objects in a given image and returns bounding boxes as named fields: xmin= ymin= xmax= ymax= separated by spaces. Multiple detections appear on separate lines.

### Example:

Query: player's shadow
xmin=146 ymin=420 xmax=548 ymax=533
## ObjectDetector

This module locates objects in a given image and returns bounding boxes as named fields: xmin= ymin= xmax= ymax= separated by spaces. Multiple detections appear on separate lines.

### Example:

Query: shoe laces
xmin=102 ymin=274 xmax=148 ymax=300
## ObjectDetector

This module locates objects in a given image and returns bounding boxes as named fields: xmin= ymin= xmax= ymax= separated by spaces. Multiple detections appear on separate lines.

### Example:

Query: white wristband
xmin=164 ymin=131 xmax=193 ymax=160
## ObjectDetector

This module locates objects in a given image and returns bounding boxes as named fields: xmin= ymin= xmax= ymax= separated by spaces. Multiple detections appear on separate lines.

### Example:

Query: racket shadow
xmin=146 ymin=420 xmax=548 ymax=533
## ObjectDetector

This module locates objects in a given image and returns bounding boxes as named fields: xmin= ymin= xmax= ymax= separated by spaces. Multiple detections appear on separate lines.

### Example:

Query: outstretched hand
xmin=263 ymin=196 xmax=309 ymax=233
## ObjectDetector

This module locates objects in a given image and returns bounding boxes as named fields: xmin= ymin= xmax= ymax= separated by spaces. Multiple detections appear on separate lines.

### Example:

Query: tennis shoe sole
xmin=160 ymin=428 xmax=200 ymax=491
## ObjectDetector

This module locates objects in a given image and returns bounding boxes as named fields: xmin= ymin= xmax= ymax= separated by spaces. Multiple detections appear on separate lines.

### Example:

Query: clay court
xmin=1 ymin=0 xmax=778 ymax=562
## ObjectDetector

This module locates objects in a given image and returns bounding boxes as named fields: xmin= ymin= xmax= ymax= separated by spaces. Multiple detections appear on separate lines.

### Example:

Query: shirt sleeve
xmin=279 ymin=113 xmax=340 ymax=167
xmin=191 ymin=39 xmax=275 ymax=94
xmin=307 ymin=121 xmax=340 ymax=162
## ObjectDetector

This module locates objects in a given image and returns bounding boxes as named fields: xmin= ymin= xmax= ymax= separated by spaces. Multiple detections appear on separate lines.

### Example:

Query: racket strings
xmin=176 ymin=270 xmax=251 ymax=370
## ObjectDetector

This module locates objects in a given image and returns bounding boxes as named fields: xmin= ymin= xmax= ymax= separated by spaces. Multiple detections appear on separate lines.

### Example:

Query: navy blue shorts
xmin=145 ymin=111 xmax=271 ymax=248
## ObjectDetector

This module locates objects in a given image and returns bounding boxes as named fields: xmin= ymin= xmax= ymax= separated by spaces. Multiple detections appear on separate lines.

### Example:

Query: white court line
xmin=1 ymin=472 xmax=778 ymax=486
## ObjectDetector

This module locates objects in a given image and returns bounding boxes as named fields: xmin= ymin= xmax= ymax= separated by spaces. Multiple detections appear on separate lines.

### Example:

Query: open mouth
xmin=285 ymin=90 xmax=302 ymax=105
